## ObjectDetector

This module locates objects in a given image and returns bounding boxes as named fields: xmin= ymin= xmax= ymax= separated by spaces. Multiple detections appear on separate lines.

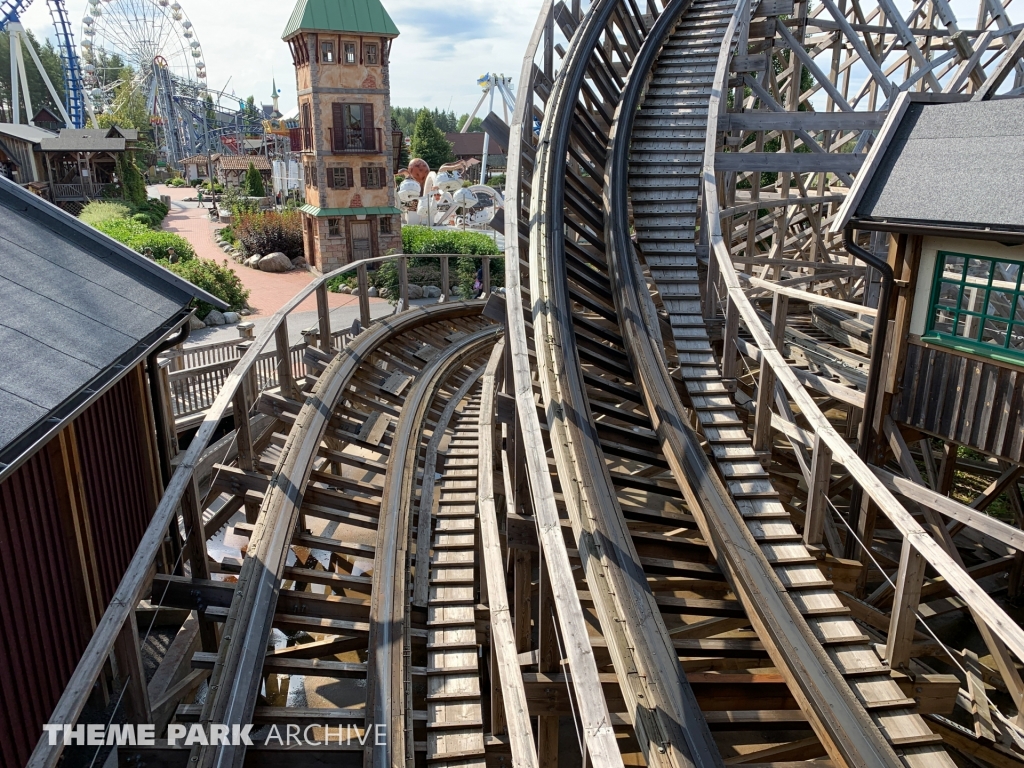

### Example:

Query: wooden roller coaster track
xmin=27 ymin=0 xmax=1024 ymax=766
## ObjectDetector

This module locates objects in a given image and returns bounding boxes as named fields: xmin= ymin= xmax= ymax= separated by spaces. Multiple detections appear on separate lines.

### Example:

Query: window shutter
xmin=362 ymin=104 xmax=375 ymax=151
xmin=360 ymin=167 xmax=368 ymax=188
xmin=337 ymin=105 xmax=354 ymax=153
xmin=346 ymin=168 xmax=354 ymax=188
xmin=327 ymin=168 xmax=335 ymax=188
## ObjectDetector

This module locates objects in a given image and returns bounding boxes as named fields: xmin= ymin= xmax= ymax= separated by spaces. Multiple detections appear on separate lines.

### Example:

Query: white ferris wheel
xmin=79 ymin=0 xmax=206 ymax=113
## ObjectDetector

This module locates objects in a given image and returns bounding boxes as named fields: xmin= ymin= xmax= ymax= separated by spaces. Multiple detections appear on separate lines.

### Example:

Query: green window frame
xmin=923 ymin=250 xmax=1024 ymax=365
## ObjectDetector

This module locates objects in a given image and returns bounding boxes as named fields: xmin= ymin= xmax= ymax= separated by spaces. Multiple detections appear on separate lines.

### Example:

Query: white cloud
xmin=17 ymin=0 xmax=543 ymax=117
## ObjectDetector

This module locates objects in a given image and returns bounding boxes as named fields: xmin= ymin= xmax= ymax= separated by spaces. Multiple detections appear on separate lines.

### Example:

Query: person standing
xmin=197 ymin=187 xmax=205 ymax=208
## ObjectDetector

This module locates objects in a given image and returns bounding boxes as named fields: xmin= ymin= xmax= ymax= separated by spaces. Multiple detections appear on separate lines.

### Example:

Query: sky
xmin=18 ymin=0 xmax=544 ymax=117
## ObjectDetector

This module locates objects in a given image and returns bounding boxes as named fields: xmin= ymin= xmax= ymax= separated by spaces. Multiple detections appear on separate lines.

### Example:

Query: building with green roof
xmin=282 ymin=0 xmax=399 ymax=40
xmin=284 ymin=0 xmax=403 ymax=272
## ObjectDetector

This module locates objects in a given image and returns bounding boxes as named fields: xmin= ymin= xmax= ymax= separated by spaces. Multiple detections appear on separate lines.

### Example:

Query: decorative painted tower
xmin=269 ymin=78 xmax=282 ymax=119
xmin=283 ymin=0 xmax=403 ymax=272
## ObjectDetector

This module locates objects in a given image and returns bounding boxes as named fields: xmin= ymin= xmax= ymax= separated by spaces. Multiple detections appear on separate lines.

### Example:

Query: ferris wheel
xmin=79 ymin=0 xmax=206 ymax=112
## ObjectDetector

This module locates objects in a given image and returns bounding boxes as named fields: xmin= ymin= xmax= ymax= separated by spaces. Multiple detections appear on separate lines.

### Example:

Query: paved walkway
xmin=151 ymin=184 xmax=399 ymax=346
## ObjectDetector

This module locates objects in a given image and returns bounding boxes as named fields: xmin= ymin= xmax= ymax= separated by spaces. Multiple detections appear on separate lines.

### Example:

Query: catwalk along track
xmin=28 ymin=0 xmax=1024 ymax=766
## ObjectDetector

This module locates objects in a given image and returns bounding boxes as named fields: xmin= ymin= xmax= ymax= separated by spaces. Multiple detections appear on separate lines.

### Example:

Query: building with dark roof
xmin=0 ymin=175 xmax=225 ymax=766
xmin=445 ymin=131 xmax=507 ymax=182
xmin=834 ymin=93 xmax=1024 ymax=467
xmin=36 ymin=126 xmax=139 ymax=207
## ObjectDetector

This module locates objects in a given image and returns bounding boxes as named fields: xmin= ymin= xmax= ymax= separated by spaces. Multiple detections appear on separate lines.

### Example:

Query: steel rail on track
xmin=602 ymin=2 xmax=907 ymax=765
xmin=529 ymin=1 xmax=725 ymax=767
xmin=188 ymin=302 xmax=491 ymax=768
xmin=502 ymin=4 xmax=626 ymax=767
xmin=365 ymin=324 xmax=501 ymax=768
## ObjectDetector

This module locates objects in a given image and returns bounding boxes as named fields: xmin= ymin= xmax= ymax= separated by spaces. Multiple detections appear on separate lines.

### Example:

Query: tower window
xmin=362 ymin=166 xmax=384 ymax=189
xmin=320 ymin=41 xmax=335 ymax=63
xmin=332 ymin=103 xmax=376 ymax=152
xmin=344 ymin=42 xmax=357 ymax=65
xmin=365 ymin=44 xmax=379 ymax=65
xmin=926 ymin=251 xmax=1024 ymax=361
xmin=329 ymin=167 xmax=354 ymax=189
xmin=379 ymin=216 xmax=392 ymax=234
xmin=328 ymin=218 xmax=341 ymax=237
xmin=301 ymin=102 xmax=312 ymax=151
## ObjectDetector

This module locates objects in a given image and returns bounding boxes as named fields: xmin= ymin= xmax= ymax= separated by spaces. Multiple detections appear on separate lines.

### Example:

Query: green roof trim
xmin=282 ymin=0 xmax=400 ymax=39
xmin=300 ymin=204 xmax=402 ymax=217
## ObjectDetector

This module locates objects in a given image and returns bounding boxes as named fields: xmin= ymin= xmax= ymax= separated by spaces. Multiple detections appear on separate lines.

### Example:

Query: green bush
xmin=168 ymin=177 xmax=186 ymax=187
xmin=244 ymin=163 xmax=266 ymax=197
xmin=235 ymin=210 xmax=303 ymax=259
xmin=400 ymin=226 xmax=503 ymax=299
xmin=95 ymin=218 xmax=195 ymax=261
xmin=159 ymin=257 xmax=249 ymax=318
xmin=80 ymin=201 xmax=131 ymax=227
xmin=487 ymin=174 xmax=506 ymax=188
xmin=401 ymin=226 xmax=502 ymax=256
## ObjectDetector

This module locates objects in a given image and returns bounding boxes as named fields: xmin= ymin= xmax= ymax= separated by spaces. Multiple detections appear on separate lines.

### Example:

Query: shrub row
xmin=401 ymin=226 xmax=502 ymax=256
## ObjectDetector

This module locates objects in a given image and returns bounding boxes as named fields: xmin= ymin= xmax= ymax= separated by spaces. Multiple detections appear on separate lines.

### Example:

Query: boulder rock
xmin=337 ymin=285 xmax=352 ymax=294
xmin=367 ymin=286 xmax=378 ymax=298
xmin=188 ymin=314 xmax=206 ymax=330
xmin=351 ymin=287 xmax=360 ymax=296
xmin=239 ymin=308 xmax=252 ymax=316
xmin=422 ymin=285 xmax=442 ymax=299
xmin=223 ymin=311 xmax=241 ymax=324
xmin=407 ymin=284 xmax=424 ymax=300
xmin=245 ymin=255 xmax=262 ymax=269
xmin=204 ymin=309 xmax=226 ymax=326
xmin=451 ymin=286 xmax=461 ymax=297
xmin=259 ymin=252 xmax=292 ymax=273
xmin=378 ymin=286 xmax=390 ymax=299
xmin=291 ymin=257 xmax=308 ymax=268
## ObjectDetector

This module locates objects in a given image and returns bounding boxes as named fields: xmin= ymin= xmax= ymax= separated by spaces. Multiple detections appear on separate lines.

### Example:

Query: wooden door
xmin=350 ymin=220 xmax=372 ymax=263
xmin=305 ymin=215 xmax=316 ymax=268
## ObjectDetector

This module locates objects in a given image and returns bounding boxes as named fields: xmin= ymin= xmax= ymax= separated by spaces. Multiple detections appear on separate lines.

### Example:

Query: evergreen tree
xmin=244 ymin=162 xmax=265 ymax=197
xmin=0 ymin=31 xmax=67 ymax=123
xmin=409 ymin=108 xmax=454 ymax=172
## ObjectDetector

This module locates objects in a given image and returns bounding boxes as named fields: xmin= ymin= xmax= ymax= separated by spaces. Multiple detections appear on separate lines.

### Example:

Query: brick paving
xmin=154 ymin=184 xmax=386 ymax=319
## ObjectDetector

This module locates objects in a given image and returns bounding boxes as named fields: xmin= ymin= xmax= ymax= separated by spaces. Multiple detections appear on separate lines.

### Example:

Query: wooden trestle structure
xmin=26 ymin=1 xmax=1024 ymax=766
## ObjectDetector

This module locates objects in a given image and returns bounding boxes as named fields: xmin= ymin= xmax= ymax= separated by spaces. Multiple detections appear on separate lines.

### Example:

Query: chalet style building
xmin=283 ymin=0 xmax=403 ymax=272
xmin=0 ymin=176 xmax=226 ymax=767
xmin=835 ymin=93 xmax=1024 ymax=466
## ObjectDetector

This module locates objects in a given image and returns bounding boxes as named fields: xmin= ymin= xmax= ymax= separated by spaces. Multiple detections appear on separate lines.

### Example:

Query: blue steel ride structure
xmin=1 ymin=0 xmax=87 ymax=128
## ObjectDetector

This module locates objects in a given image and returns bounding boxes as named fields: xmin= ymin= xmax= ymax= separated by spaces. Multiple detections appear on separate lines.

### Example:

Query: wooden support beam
xmin=964 ymin=649 xmax=996 ymax=741
xmin=440 ymin=256 xmax=450 ymax=303
xmin=275 ymin=319 xmax=297 ymax=401
xmin=357 ymin=263 xmax=371 ymax=326
xmin=398 ymin=255 xmax=409 ymax=309
xmin=885 ymin=537 xmax=927 ymax=672
xmin=804 ymin=431 xmax=832 ymax=548
xmin=113 ymin=615 xmax=152 ymax=723
xmin=316 ymin=282 xmax=333 ymax=353
xmin=753 ymin=294 xmax=788 ymax=453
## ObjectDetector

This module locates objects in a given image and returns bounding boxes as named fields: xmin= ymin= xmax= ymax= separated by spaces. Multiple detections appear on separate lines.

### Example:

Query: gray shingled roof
xmin=852 ymin=98 xmax=1024 ymax=234
xmin=0 ymin=123 xmax=58 ymax=144
xmin=0 ymin=176 xmax=227 ymax=473
xmin=39 ymin=128 xmax=127 ymax=152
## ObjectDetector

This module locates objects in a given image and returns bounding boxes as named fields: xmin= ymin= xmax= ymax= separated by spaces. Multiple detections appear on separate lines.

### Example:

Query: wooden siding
xmin=894 ymin=342 xmax=1024 ymax=462
xmin=0 ymin=450 xmax=90 ymax=768
xmin=74 ymin=370 xmax=160 ymax=603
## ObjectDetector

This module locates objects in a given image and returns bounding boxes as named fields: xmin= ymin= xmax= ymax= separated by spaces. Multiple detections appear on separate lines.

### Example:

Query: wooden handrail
xmin=701 ymin=19 xmax=1024 ymax=671
xmin=25 ymin=248 xmax=491 ymax=768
